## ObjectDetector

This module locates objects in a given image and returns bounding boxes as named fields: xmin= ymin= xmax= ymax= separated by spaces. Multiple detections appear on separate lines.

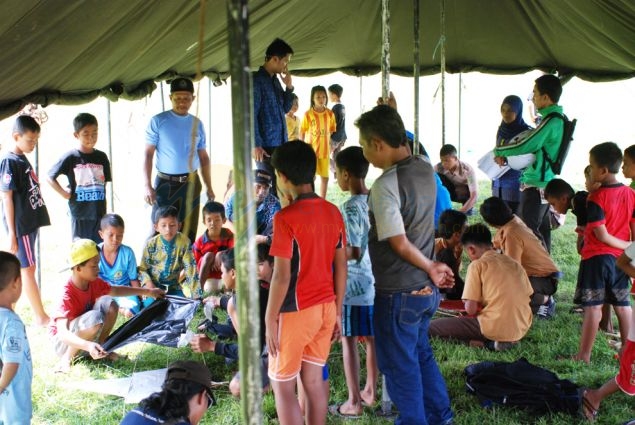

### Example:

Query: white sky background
xmin=1 ymin=71 xmax=634 ymax=267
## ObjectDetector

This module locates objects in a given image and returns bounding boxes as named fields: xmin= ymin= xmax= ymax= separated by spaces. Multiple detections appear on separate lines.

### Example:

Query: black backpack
xmin=540 ymin=112 xmax=577 ymax=179
xmin=464 ymin=358 xmax=582 ymax=415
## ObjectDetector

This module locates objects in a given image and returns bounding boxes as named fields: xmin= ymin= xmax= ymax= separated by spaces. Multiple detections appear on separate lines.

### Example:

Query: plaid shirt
xmin=253 ymin=66 xmax=294 ymax=148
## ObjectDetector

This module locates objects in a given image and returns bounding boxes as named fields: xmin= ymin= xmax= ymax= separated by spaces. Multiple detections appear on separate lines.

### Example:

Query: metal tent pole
xmin=458 ymin=73 xmax=463 ymax=155
xmin=380 ymin=0 xmax=394 ymax=417
xmin=381 ymin=0 xmax=391 ymax=100
xmin=34 ymin=138 xmax=41 ymax=287
xmin=106 ymin=99 xmax=114 ymax=210
xmin=226 ymin=0 xmax=261 ymax=423
xmin=413 ymin=0 xmax=420 ymax=155
xmin=440 ymin=0 xmax=446 ymax=146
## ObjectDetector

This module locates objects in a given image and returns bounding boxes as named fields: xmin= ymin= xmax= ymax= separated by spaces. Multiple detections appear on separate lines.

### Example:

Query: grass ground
xmin=19 ymin=180 xmax=634 ymax=424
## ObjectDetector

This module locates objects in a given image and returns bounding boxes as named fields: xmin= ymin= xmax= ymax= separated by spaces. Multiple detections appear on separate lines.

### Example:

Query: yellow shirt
xmin=300 ymin=108 xmax=336 ymax=159
xmin=286 ymin=114 xmax=300 ymax=141
xmin=463 ymin=250 xmax=533 ymax=341
xmin=494 ymin=215 xmax=559 ymax=277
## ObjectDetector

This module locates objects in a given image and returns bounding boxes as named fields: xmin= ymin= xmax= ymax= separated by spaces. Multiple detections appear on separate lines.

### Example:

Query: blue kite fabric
xmin=102 ymin=296 xmax=201 ymax=352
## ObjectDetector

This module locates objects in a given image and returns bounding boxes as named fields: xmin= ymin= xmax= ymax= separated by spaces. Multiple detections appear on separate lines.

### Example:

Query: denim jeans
xmin=374 ymin=289 xmax=453 ymax=425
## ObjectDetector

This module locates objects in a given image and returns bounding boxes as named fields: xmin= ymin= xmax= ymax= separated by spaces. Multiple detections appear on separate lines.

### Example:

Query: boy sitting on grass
xmin=139 ymin=206 xmax=199 ymax=298
xmin=0 ymin=252 xmax=33 ymax=425
xmin=191 ymin=244 xmax=273 ymax=397
xmin=480 ymin=196 xmax=560 ymax=319
xmin=49 ymin=239 xmax=164 ymax=373
xmin=98 ymin=213 xmax=149 ymax=318
xmin=435 ymin=209 xmax=467 ymax=300
xmin=429 ymin=224 xmax=533 ymax=351
xmin=192 ymin=201 xmax=234 ymax=294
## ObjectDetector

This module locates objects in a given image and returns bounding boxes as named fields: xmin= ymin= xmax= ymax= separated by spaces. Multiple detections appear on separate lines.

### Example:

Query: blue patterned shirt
xmin=253 ymin=66 xmax=294 ymax=148
xmin=226 ymin=192 xmax=281 ymax=236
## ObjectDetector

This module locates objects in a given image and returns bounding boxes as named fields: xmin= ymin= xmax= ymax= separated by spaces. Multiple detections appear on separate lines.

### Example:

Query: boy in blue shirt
xmin=331 ymin=146 xmax=377 ymax=417
xmin=356 ymin=105 xmax=454 ymax=425
xmin=48 ymin=112 xmax=112 ymax=243
xmin=98 ymin=213 xmax=149 ymax=317
xmin=0 ymin=252 xmax=32 ymax=425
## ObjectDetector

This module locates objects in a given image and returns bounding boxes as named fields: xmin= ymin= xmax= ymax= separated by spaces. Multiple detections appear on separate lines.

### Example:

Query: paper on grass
xmin=62 ymin=368 xmax=167 ymax=404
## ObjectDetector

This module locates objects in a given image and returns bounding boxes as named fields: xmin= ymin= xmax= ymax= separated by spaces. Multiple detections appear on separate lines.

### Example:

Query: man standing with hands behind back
xmin=253 ymin=38 xmax=295 ymax=195
xmin=143 ymin=77 xmax=214 ymax=243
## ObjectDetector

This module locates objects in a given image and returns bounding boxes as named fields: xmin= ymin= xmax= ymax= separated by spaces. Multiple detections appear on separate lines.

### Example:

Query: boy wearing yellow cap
xmin=49 ymin=239 xmax=165 ymax=373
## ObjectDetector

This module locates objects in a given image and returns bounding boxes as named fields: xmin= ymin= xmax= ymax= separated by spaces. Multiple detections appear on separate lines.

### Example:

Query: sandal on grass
xmin=580 ymin=389 xmax=599 ymax=421
xmin=328 ymin=403 xmax=361 ymax=419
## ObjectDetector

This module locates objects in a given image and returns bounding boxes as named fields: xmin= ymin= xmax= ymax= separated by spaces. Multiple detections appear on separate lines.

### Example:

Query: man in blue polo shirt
xmin=253 ymin=38 xmax=295 ymax=194
xmin=143 ymin=77 xmax=214 ymax=243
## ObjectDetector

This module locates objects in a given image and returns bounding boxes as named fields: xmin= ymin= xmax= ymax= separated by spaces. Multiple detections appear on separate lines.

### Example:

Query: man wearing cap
xmin=224 ymin=169 xmax=281 ymax=244
xmin=253 ymin=38 xmax=295 ymax=194
xmin=144 ymin=77 xmax=214 ymax=243
xmin=120 ymin=360 xmax=214 ymax=424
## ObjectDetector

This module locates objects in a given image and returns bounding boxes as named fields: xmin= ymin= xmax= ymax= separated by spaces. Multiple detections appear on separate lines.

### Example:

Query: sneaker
xmin=493 ymin=341 xmax=518 ymax=352
xmin=537 ymin=296 xmax=556 ymax=319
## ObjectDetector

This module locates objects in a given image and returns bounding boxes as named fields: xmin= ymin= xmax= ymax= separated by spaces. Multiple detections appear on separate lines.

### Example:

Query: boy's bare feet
xmin=328 ymin=402 xmax=362 ymax=418
xmin=360 ymin=388 xmax=376 ymax=407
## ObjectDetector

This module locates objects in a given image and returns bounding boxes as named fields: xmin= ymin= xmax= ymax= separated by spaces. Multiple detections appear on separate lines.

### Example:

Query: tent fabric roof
xmin=1 ymin=0 xmax=634 ymax=119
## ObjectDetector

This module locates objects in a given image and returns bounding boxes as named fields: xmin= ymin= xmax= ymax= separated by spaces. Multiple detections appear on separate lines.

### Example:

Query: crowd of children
xmin=2 ymin=71 xmax=635 ymax=425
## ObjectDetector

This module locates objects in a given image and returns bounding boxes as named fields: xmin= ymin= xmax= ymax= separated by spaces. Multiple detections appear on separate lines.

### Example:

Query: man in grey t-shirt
xmin=356 ymin=105 xmax=454 ymax=425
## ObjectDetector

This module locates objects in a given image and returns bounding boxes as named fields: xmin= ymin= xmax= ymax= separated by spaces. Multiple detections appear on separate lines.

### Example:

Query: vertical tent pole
xmin=106 ymin=99 xmax=114 ymax=211
xmin=208 ymin=78 xmax=213 ymax=160
xmin=413 ymin=0 xmax=420 ymax=155
xmin=160 ymin=82 xmax=165 ymax=112
xmin=226 ymin=1 xmax=261 ymax=423
xmin=381 ymin=0 xmax=391 ymax=100
xmin=34 ymin=137 xmax=41 ymax=287
xmin=380 ymin=0 xmax=394 ymax=416
xmin=440 ymin=0 xmax=446 ymax=146
xmin=458 ymin=73 xmax=462 ymax=155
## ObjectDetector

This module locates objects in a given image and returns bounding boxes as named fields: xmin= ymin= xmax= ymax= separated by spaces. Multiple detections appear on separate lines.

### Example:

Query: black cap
xmin=170 ymin=77 xmax=194 ymax=93
xmin=254 ymin=169 xmax=272 ymax=186
xmin=166 ymin=361 xmax=213 ymax=396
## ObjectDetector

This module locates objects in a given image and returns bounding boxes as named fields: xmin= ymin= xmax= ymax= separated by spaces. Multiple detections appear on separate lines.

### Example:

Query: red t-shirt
xmin=270 ymin=193 xmax=346 ymax=312
xmin=581 ymin=183 xmax=635 ymax=260
xmin=49 ymin=277 xmax=111 ymax=336
xmin=192 ymin=228 xmax=234 ymax=279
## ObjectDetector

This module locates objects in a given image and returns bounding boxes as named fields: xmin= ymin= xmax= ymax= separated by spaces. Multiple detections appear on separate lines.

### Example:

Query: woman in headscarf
xmin=491 ymin=95 xmax=532 ymax=214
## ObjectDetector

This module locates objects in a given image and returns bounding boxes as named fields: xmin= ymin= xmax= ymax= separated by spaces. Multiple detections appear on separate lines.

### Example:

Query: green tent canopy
xmin=1 ymin=0 xmax=633 ymax=119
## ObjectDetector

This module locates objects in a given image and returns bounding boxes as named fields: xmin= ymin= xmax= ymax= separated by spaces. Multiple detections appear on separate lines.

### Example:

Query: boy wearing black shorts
xmin=0 ymin=115 xmax=50 ymax=326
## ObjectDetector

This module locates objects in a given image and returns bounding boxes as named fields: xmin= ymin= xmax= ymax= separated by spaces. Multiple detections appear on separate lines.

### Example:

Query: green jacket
xmin=494 ymin=104 xmax=564 ymax=188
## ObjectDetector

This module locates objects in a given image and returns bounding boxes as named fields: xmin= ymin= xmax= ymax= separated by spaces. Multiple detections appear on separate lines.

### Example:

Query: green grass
xmin=21 ymin=180 xmax=633 ymax=424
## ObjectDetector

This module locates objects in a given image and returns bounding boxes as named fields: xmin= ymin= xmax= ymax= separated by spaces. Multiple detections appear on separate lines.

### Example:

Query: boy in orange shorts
xmin=265 ymin=141 xmax=347 ymax=425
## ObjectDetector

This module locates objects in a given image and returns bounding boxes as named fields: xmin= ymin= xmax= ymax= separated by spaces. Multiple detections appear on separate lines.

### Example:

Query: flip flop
xmin=328 ymin=403 xmax=361 ymax=419
xmin=580 ymin=389 xmax=599 ymax=421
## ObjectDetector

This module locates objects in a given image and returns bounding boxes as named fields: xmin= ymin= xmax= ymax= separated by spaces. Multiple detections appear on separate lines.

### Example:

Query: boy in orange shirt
xmin=265 ymin=141 xmax=347 ymax=425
